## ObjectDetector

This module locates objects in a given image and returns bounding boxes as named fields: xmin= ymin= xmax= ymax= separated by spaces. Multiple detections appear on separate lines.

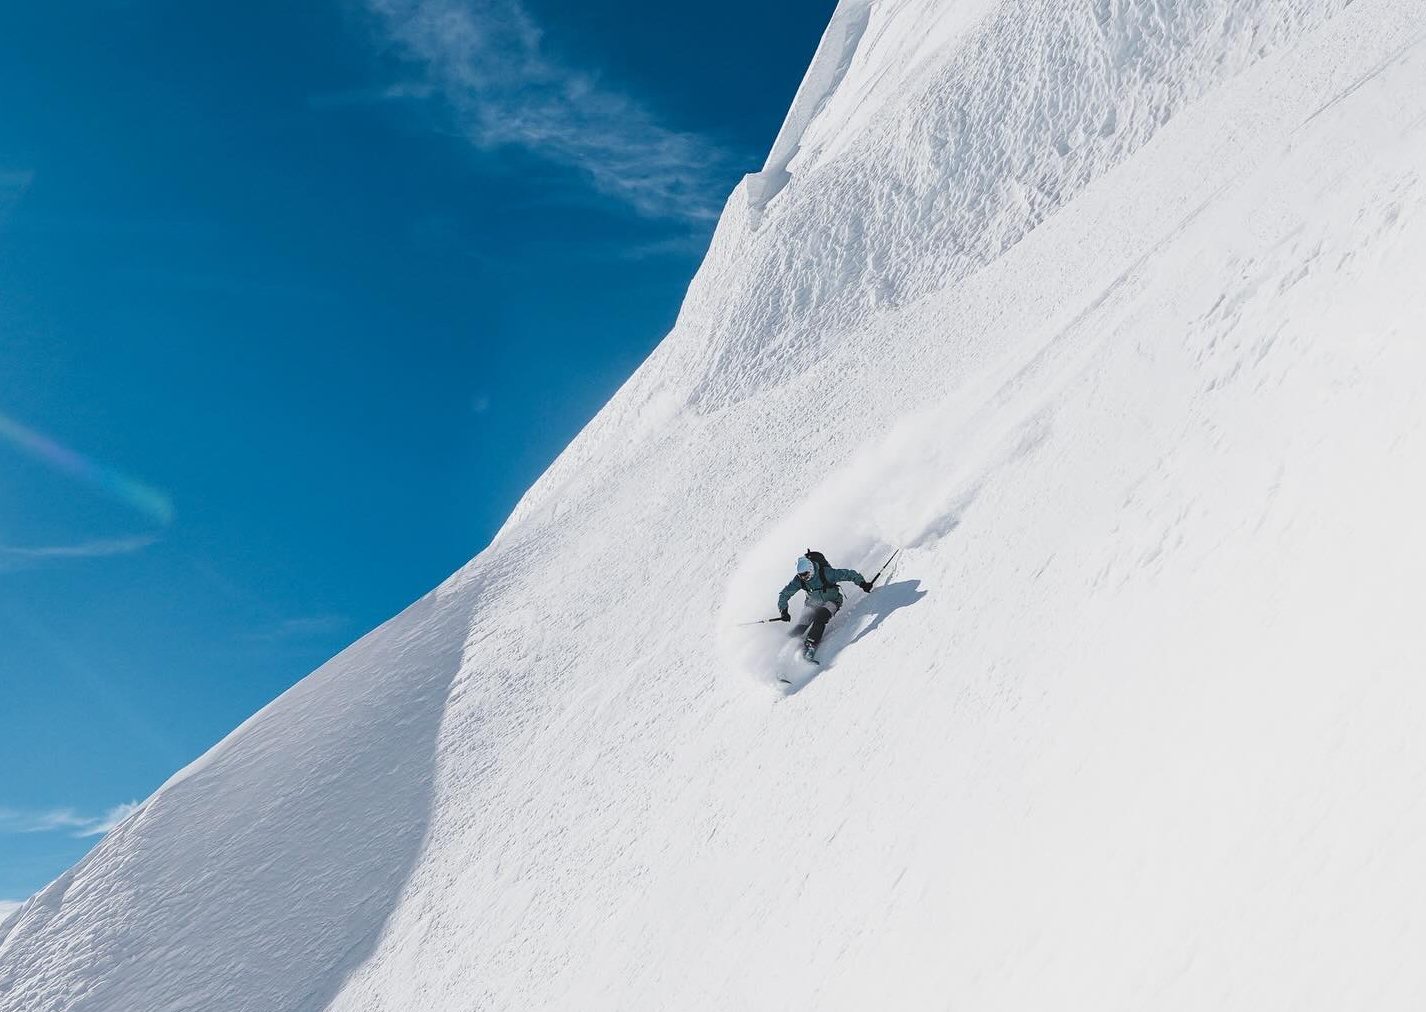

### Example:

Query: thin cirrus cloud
xmin=0 ymin=535 xmax=158 ymax=571
xmin=366 ymin=0 xmax=738 ymax=221
xmin=305 ymin=80 xmax=437 ymax=111
xmin=0 ymin=802 xmax=140 ymax=839
xmin=244 ymin=614 xmax=350 ymax=642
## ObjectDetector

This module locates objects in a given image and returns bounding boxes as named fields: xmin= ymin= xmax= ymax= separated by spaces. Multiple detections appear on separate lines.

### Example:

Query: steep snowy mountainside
xmin=645 ymin=0 xmax=1360 ymax=413
xmin=5 ymin=0 xmax=1426 ymax=1009
xmin=0 ymin=577 xmax=486 ymax=1011
xmin=331 ymin=2 xmax=1426 ymax=1007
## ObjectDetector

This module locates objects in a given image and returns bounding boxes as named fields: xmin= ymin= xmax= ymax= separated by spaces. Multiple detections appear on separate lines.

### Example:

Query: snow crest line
xmin=746 ymin=0 xmax=873 ymax=208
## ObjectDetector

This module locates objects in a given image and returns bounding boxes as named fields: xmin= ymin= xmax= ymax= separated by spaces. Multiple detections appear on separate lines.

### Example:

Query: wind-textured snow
xmin=4 ymin=0 xmax=1426 ymax=1008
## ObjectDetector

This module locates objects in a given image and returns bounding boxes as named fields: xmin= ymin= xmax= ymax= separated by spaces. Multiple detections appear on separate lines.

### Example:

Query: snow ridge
xmin=653 ymin=0 xmax=1359 ymax=415
xmin=745 ymin=0 xmax=872 ymax=209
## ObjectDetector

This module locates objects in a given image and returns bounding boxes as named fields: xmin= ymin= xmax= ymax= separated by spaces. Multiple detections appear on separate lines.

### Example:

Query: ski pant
xmin=791 ymin=599 xmax=839 ymax=647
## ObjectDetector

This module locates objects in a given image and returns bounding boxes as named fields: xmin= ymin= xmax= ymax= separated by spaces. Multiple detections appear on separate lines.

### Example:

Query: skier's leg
xmin=805 ymin=606 xmax=834 ymax=647
xmin=800 ymin=601 xmax=841 ymax=661
xmin=790 ymin=603 xmax=816 ymax=639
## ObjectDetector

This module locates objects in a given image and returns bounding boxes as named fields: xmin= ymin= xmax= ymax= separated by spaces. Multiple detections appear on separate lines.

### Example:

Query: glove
xmin=778 ymin=611 xmax=791 ymax=622
xmin=858 ymin=580 xmax=873 ymax=593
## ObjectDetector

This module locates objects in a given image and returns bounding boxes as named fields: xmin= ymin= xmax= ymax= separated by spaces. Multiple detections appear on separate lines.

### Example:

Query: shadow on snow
xmin=780 ymin=578 xmax=928 ymax=696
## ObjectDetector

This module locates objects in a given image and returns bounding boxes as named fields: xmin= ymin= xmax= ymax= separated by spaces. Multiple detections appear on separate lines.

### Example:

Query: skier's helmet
xmin=796 ymin=557 xmax=816 ymax=580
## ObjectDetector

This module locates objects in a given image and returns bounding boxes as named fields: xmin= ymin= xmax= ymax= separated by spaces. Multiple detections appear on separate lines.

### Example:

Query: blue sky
xmin=0 ymin=0 xmax=833 ymax=904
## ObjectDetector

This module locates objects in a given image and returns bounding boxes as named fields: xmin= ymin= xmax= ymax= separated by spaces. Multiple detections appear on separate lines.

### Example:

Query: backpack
xmin=803 ymin=549 xmax=833 ymax=589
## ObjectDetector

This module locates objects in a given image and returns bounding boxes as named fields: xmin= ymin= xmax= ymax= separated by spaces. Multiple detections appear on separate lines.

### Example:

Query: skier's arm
xmin=827 ymin=567 xmax=874 ymax=592
xmin=776 ymin=578 xmax=801 ymax=616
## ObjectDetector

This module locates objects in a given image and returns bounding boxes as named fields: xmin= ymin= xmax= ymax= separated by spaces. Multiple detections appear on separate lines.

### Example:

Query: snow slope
xmin=5 ymin=0 xmax=1426 ymax=1008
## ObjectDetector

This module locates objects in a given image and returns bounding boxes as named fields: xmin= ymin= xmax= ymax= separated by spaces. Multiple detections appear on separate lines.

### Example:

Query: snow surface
xmin=5 ymin=0 xmax=1426 ymax=1008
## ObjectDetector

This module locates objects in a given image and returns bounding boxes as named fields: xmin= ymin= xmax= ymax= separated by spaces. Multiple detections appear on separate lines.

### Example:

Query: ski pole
xmin=866 ymin=549 xmax=901 ymax=590
xmin=736 ymin=616 xmax=787 ymax=627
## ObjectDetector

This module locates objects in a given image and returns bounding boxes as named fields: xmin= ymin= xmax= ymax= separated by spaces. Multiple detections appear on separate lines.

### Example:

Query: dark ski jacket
xmin=778 ymin=562 xmax=867 ymax=613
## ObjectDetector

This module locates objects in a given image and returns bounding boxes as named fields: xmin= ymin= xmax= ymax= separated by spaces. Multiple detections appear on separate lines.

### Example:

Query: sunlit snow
xmin=4 ymin=0 xmax=1425 ymax=1009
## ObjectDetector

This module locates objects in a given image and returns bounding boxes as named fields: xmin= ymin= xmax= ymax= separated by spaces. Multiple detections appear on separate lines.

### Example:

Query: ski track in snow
xmin=5 ymin=0 xmax=1426 ymax=1009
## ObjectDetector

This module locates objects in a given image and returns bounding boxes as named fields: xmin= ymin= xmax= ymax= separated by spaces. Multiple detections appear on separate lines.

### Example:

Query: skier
xmin=776 ymin=550 xmax=873 ymax=662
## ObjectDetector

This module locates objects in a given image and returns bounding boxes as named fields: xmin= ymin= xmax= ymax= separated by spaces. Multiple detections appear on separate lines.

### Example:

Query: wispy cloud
xmin=0 ymin=802 xmax=140 ymax=839
xmin=244 ymin=613 xmax=350 ymax=642
xmin=306 ymin=80 xmax=437 ymax=110
xmin=604 ymin=232 xmax=712 ymax=261
xmin=0 ymin=534 xmax=157 ymax=571
xmin=0 ymin=899 xmax=21 ymax=921
xmin=366 ymin=0 xmax=737 ymax=221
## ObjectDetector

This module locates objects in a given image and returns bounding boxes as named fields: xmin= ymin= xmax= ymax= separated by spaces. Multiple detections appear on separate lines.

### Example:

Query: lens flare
xmin=0 ymin=410 xmax=173 ymax=525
